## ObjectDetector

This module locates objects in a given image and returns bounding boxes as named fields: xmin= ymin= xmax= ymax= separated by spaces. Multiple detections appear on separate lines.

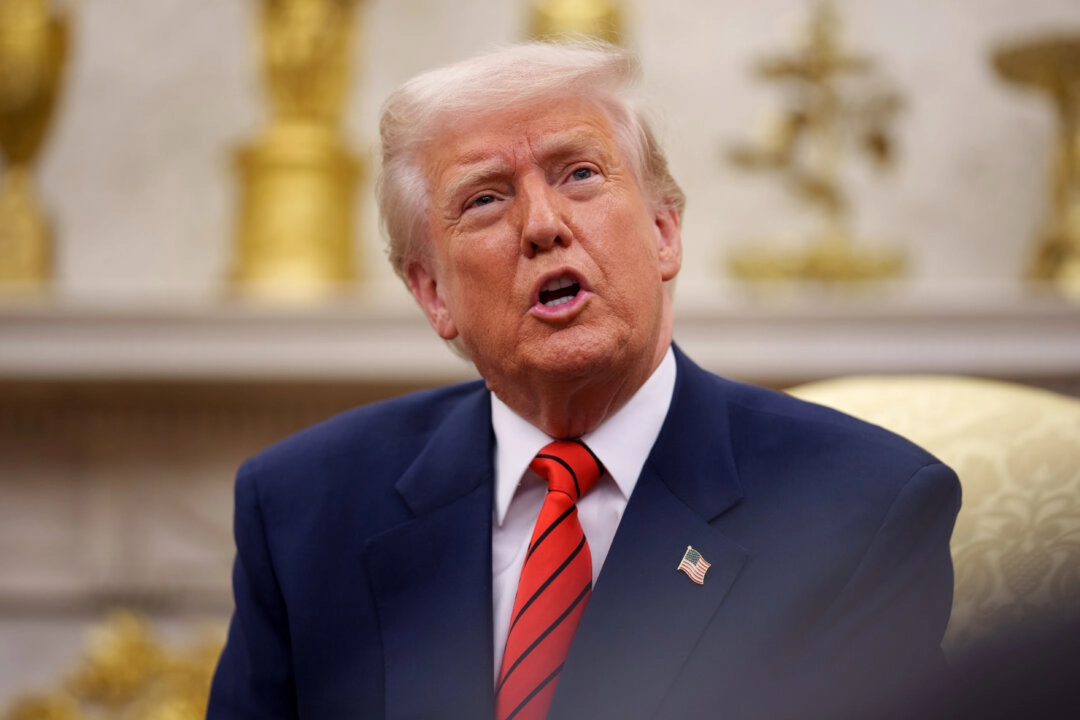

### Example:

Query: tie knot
xmin=530 ymin=440 xmax=604 ymax=502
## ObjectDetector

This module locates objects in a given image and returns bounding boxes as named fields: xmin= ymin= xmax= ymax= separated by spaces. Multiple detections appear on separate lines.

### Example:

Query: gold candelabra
xmin=994 ymin=36 xmax=1080 ymax=300
xmin=231 ymin=0 xmax=363 ymax=302
xmin=725 ymin=1 xmax=905 ymax=282
xmin=529 ymin=0 xmax=622 ymax=44
xmin=0 ymin=0 xmax=68 ymax=293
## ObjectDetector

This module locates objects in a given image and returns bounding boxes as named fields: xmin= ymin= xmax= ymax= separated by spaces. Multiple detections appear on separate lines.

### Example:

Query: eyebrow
xmin=437 ymin=127 xmax=614 ymax=206
xmin=440 ymin=160 xmax=514 ymax=207
xmin=535 ymin=130 xmax=611 ymax=165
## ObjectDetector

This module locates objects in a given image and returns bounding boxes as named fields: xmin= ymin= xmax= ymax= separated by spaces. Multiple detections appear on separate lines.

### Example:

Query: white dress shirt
xmin=490 ymin=346 xmax=677 ymax=676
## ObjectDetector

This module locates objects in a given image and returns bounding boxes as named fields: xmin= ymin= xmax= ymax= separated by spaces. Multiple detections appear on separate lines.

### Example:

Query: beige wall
xmin=33 ymin=0 xmax=1080 ymax=303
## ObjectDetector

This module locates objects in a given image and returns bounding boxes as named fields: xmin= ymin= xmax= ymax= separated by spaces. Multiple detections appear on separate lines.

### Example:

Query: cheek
xmin=443 ymin=247 xmax=519 ymax=320
xmin=595 ymin=208 xmax=662 ymax=269
xmin=449 ymin=221 xmax=517 ymax=263
xmin=451 ymin=251 xmax=515 ymax=293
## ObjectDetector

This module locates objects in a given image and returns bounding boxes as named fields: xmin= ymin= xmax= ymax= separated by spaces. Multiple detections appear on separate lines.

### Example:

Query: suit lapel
xmin=365 ymin=350 xmax=748 ymax=719
xmin=364 ymin=387 xmax=497 ymax=720
xmin=550 ymin=348 xmax=749 ymax=720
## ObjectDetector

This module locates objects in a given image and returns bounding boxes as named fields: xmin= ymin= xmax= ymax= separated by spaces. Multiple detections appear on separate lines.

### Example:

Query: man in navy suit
xmin=208 ymin=41 xmax=960 ymax=720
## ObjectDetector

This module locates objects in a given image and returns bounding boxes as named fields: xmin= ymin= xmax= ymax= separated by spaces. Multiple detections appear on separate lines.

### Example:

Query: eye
xmin=570 ymin=167 xmax=595 ymax=181
xmin=470 ymin=194 xmax=496 ymax=208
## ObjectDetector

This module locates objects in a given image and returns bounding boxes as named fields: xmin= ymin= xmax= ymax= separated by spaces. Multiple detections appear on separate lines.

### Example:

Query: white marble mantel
xmin=1 ymin=284 xmax=1078 ymax=386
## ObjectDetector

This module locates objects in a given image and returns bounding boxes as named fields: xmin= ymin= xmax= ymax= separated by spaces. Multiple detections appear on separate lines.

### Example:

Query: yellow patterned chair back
xmin=788 ymin=376 xmax=1080 ymax=657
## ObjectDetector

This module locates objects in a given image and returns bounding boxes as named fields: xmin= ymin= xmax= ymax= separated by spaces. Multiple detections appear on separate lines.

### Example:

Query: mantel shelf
xmin=1 ymin=289 xmax=1079 ymax=385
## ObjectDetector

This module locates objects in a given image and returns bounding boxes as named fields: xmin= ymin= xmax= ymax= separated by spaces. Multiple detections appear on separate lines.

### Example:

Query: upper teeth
xmin=544 ymin=277 xmax=576 ymax=293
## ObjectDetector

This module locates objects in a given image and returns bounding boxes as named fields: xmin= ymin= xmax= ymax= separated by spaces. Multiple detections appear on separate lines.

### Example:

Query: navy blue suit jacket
xmin=208 ymin=347 xmax=960 ymax=719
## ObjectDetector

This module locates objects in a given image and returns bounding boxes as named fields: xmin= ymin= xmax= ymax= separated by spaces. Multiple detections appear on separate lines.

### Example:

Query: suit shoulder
xmin=714 ymin=373 xmax=941 ymax=470
xmin=243 ymin=379 xmax=487 ymax=480
xmin=685 ymin=369 xmax=959 ymax=573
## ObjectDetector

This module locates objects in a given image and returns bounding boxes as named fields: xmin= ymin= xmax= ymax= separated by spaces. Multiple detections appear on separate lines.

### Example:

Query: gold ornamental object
xmin=994 ymin=36 xmax=1080 ymax=300
xmin=231 ymin=0 xmax=363 ymax=302
xmin=0 ymin=0 xmax=69 ymax=293
xmin=1 ymin=610 xmax=225 ymax=720
xmin=529 ymin=0 xmax=622 ymax=44
xmin=725 ymin=1 xmax=905 ymax=282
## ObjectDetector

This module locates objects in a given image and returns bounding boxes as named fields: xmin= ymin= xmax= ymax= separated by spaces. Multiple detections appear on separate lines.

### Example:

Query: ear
xmin=406 ymin=260 xmax=459 ymax=340
xmin=654 ymin=206 xmax=683 ymax=282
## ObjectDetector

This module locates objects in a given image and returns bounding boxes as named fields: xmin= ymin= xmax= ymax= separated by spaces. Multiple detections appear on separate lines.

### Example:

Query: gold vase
xmin=231 ymin=0 xmax=362 ymax=303
xmin=0 ymin=0 xmax=68 ymax=292
xmin=994 ymin=36 xmax=1080 ymax=299
xmin=529 ymin=0 xmax=622 ymax=44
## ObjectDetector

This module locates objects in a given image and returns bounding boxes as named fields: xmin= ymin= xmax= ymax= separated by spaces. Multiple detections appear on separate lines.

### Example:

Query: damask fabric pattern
xmin=787 ymin=376 xmax=1080 ymax=657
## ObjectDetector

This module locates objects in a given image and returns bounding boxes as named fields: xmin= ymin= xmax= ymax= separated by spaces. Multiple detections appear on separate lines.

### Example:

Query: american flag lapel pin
xmin=677 ymin=545 xmax=711 ymax=585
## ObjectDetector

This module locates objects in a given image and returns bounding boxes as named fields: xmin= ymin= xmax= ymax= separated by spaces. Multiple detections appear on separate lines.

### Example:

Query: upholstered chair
xmin=788 ymin=375 xmax=1080 ymax=657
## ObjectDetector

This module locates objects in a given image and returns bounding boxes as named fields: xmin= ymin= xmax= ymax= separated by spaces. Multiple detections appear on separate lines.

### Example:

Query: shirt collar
xmin=491 ymin=346 xmax=677 ymax=526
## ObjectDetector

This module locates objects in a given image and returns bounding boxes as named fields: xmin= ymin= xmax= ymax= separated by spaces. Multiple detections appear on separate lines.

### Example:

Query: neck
xmin=489 ymin=338 xmax=670 ymax=439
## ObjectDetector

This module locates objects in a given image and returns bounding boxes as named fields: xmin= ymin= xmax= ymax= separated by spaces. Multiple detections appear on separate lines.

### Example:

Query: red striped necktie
xmin=495 ymin=440 xmax=605 ymax=720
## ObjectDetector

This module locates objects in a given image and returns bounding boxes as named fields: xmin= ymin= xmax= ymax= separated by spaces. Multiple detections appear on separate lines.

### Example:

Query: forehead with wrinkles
xmin=423 ymin=98 xmax=626 ymax=203
xmin=421 ymin=96 xmax=640 ymax=215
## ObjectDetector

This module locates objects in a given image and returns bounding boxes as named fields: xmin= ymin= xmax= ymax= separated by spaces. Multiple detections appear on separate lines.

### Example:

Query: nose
xmin=517 ymin=174 xmax=568 ymax=258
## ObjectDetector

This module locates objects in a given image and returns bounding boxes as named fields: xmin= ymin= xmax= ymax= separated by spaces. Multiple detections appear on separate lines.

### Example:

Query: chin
xmin=527 ymin=331 xmax=633 ymax=381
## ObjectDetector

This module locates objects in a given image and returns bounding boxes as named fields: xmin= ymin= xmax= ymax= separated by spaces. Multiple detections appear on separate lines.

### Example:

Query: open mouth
xmin=538 ymin=276 xmax=581 ymax=308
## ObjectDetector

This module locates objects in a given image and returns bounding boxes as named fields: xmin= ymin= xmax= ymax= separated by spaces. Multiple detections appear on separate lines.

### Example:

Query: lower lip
xmin=531 ymin=289 xmax=590 ymax=319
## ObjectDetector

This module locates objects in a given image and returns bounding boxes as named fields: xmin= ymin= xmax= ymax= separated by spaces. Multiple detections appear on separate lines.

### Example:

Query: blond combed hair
xmin=376 ymin=40 xmax=686 ymax=279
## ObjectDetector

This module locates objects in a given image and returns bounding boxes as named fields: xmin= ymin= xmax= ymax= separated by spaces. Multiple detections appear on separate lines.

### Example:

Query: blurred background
xmin=1 ymin=0 xmax=1079 ymax=714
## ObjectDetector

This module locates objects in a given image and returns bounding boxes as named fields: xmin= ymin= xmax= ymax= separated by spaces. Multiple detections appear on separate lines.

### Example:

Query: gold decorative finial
xmin=0 ymin=0 xmax=69 ymax=294
xmin=725 ymin=0 xmax=905 ymax=282
xmin=994 ymin=36 xmax=1080 ymax=300
xmin=529 ymin=0 xmax=622 ymax=45
xmin=231 ymin=0 xmax=363 ymax=303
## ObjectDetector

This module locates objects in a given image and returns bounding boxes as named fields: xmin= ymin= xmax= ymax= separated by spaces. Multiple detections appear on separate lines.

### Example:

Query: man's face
xmin=407 ymin=95 xmax=682 ymax=394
